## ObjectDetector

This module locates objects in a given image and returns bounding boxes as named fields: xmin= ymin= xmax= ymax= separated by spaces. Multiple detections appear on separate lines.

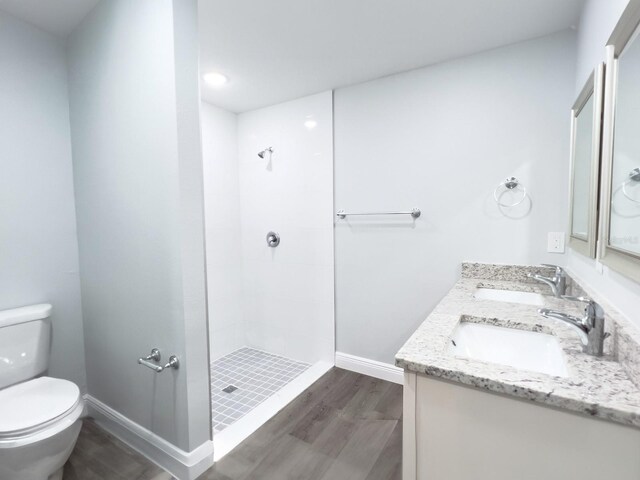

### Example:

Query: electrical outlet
xmin=547 ymin=232 xmax=565 ymax=253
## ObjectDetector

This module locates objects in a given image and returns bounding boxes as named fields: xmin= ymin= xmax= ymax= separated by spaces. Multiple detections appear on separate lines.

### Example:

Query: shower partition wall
xmin=201 ymin=91 xmax=335 ymax=456
xmin=237 ymin=91 xmax=335 ymax=365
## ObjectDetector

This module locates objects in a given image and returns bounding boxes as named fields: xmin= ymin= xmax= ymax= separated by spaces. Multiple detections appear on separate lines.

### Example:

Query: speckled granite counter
xmin=395 ymin=262 xmax=640 ymax=429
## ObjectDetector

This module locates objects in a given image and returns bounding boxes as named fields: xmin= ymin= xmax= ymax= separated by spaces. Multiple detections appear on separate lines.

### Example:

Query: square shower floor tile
xmin=211 ymin=347 xmax=310 ymax=432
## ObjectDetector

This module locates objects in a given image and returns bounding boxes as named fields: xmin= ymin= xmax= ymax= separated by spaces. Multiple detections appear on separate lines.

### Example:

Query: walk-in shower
xmin=210 ymin=348 xmax=309 ymax=432
xmin=201 ymin=91 xmax=334 ymax=458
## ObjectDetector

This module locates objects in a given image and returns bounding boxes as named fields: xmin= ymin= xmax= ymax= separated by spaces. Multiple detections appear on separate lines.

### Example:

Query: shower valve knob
xmin=266 ymin=231 xmax=280 ymax=247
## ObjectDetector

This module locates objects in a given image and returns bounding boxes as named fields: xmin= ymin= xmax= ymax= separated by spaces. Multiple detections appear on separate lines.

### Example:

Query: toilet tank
xmin=0 ymin=304 xmax=52 ymax=389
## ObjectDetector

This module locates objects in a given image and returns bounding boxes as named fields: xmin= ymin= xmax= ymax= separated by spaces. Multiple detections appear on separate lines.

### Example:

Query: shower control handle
xmin=266 ymin=231 xmax=280 ymax=247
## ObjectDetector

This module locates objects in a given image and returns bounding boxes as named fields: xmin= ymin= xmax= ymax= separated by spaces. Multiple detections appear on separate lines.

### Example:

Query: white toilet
xmin=0 ymin=304 xmax=84 ymax=480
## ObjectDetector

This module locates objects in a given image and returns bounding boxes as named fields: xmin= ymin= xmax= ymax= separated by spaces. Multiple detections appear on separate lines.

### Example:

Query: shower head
xmin=258 ymin=147 xmax=273 ymax=159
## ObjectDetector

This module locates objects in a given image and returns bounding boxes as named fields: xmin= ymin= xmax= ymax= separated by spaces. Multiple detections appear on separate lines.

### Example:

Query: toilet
xmin=0 ymin=304 xmax=84 ymax=480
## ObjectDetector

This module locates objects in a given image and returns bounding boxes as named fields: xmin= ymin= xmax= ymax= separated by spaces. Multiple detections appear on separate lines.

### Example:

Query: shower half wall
xmin=201 ymin=91 xmax=335 ymax=442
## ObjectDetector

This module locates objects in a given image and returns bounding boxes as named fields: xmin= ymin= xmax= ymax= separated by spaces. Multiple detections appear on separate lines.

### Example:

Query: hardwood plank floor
xmin=204 ymin=368 xmax=402 ymax=480
xmin=64 ymin=419 xmax=170 ymax=480
xmin=65 ymin=368 xmax=402 ymax=480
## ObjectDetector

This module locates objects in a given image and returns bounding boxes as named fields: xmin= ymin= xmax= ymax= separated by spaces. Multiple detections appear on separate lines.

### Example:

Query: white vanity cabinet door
xmin=403 ymin=372 xmax=640 ymax=480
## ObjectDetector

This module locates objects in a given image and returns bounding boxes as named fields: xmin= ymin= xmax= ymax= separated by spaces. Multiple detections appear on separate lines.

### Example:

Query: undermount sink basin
xmin=473 ymin=288 xmax=545 ymax=306
xmin=449 ymin=322 xmax=568 ymax=377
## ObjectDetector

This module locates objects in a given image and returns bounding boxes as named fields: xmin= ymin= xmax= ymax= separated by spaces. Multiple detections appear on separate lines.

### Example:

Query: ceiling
xmin=0 ymin=0 xmax=585 ymax=112
xmin=0 ymin=0 xmax=99 ymax=37
xmin=200 ymin=0 xmax=585 ymax=113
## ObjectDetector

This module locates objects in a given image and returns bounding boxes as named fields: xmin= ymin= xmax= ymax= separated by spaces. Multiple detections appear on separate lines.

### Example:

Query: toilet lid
xmin=0 ymin=377 xmax=80 ymax=437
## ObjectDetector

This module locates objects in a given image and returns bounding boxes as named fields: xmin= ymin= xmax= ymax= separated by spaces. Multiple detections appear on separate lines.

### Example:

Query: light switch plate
xmin=547 ymin=232 xmax=565 ymax=253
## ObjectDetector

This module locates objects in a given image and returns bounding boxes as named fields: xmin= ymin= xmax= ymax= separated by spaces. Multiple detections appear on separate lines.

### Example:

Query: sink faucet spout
xmin=538 ymin=308 xmax=588 ymax=345
xmin=528 ymin=264 xmax=567 ymax=297
xmin=538 ymin=296 xmax=608 ymax=356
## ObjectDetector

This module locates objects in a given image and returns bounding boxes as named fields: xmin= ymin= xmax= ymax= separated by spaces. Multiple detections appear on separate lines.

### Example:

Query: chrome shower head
xmin=258 ymin=147 xmax=273 ymax=159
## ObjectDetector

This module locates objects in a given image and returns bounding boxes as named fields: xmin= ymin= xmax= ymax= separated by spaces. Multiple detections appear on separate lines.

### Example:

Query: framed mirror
xmin=600 ymin=0 xmax=640 ymax=282
xmin=568 ymin=65 xmax=604 ymax=258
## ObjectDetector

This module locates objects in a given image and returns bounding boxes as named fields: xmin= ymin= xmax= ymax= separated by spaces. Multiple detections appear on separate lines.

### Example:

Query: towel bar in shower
xmin=336 ymin=208 xmax=421 ymax=219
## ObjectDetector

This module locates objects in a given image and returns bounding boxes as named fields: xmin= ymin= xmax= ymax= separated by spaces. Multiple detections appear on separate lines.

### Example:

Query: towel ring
xmin=494 ymin=177 xmax=527 ymax=208
xmin=622 ymin=168 xmax=640 ymax=204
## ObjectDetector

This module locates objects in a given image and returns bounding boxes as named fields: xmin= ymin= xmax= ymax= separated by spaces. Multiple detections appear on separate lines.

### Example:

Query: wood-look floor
xmin=205 ymin=368 xmax=402 ymax=480
xmin=64 ymin=419 xmax=170 ymax=480
xmin=65 ymin=368 xmax=402 ymax=480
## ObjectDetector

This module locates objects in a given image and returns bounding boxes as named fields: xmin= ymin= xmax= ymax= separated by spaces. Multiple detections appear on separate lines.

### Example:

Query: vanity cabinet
xmin=402 ymin=372 xmax=640 ymax=480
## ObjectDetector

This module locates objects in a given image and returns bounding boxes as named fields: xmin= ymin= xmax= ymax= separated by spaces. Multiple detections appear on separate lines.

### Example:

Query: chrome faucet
xmin=528 ymin=264 xmax=567 ymax=297
xmin=538 ymin=296 xmax=608 ymax=356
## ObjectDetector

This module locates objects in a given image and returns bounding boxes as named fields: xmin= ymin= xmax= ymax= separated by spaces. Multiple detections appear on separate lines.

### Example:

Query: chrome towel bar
xmin=336 ymin=208 xmax=421 ymax=219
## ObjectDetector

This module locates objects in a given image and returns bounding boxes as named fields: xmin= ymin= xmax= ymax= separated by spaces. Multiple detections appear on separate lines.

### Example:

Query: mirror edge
xmin=568 ymin=64 xmax=604 ymax=259
xmin=599 ymin=6 xmax=640 ymax=283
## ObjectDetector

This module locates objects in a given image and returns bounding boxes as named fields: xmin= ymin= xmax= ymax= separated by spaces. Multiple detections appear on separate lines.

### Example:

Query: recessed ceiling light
xmin=203 ymin=72 xmax=228 ymax=88
xmin=304 ymin=119 xmax=318 ymax=129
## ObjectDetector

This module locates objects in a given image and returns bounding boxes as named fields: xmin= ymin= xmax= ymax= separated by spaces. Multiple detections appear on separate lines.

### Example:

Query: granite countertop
xmin=395 ymin=263 xmax=640 ymax=429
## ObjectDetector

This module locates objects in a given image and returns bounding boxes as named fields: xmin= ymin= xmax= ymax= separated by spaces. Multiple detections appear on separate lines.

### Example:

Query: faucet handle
xmin=541 ymin=264 xmax=565 ymax=276
xmin=562 ymin=295 xmax=605 ymax=326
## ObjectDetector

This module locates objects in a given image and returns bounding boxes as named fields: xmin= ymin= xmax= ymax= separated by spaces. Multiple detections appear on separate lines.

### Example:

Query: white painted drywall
xmin=575 ymin=0 xmax=629 ymax=89
xmin=334 ymin=32 xmax=577 ymax=364
xmin=568 ymin=0 xmax=640 ymax=329
xmin=234 ymin=92 xmax=335 ymax=365
xmin=0 ymin=0 xmax=99 ymax=37
xmin=0 ymin=11 xmax=86 ymax=390
xmin=201 ymin=103 xmax=245 ymax=360
xmin=169 ymin=0 xmax=212 ymax=451
xmin=67 ymin=0 xmax=210 ymax=452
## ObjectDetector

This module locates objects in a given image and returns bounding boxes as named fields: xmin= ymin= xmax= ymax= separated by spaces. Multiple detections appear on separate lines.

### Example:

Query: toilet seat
xmin=0 ymin=377 xmax=83 ymax=448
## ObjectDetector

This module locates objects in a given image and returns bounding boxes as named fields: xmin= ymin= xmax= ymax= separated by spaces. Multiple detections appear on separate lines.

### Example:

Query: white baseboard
xmin=335 ymin=352 xmax=403 ymax=384
xmin=84 ymin=395 xmax=213 ymax=480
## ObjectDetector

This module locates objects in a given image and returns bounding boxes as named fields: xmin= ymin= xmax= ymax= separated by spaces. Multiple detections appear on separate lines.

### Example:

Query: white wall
xmin=67 ymin=0 xmax=210 ymax=452
xmin=335 ymin=31 xmax=577 ymax=364
xmin=575 ymin=0 xmax=629 ymax=89
xmin=0 ymin=12 xmax=86 ymax=390
xmin=201 ymin=103 xmax=244 ymax=360
xmin=568 ymin=0 xmax=640 ymax=329
xmin=237 ymin=92 xmax=335 ymax=365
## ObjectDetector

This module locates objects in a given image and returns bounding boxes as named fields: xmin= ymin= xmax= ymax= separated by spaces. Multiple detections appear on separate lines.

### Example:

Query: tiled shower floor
xmin=210 ymin=347 xmax=310 ymax=432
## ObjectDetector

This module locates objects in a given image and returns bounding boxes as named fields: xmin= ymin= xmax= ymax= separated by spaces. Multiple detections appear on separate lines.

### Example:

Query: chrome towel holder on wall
xmin=493 ymin=176 xmax=528 ymax=207
xmin=336 ymin=208 xmax=421 ymax=219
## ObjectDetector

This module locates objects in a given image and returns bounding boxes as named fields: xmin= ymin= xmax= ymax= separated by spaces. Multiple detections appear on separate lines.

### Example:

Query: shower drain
xmin=222 ymin=385 xmax=238 ymax=394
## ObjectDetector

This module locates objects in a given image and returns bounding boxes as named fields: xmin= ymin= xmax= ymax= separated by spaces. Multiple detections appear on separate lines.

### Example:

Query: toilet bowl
xmin=0 ymin=377 xmax=84 ymax=480
xmin=0 ymin=305 xmax=84 ymax=480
